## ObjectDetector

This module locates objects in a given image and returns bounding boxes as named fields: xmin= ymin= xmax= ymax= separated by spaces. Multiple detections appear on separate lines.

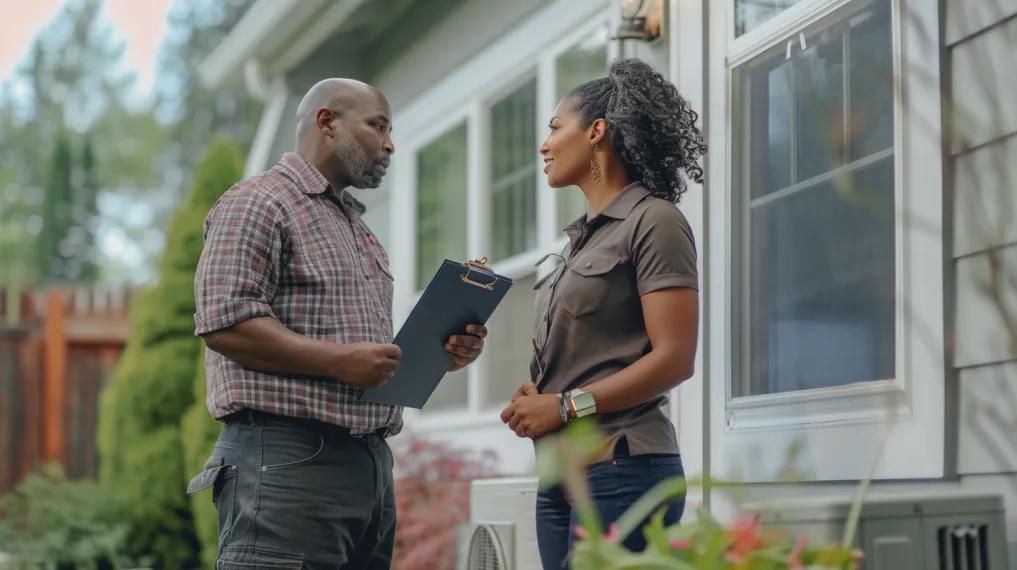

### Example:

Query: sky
xmin=0 ymin=0 xmax=175 ymax=97
xmin=1 ymin=0 xmax=180 ymax=284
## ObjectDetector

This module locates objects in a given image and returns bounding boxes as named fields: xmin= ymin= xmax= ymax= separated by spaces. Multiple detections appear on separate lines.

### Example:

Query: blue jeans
xmin=535 ymin=450 xmax=685 ymax=570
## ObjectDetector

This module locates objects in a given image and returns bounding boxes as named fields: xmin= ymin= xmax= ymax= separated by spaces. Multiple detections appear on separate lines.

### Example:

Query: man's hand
xmin=446 ymin=324 xmax=487 ymax=371
xmin=330 ymin=342 xmax=402 ymax=388
xmin=500 ymin=391 xmax=562 ymax=439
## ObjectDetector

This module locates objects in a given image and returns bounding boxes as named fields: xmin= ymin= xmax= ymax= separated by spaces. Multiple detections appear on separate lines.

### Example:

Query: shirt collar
xmin=563 ymin=181 xmax=650 ymax=232
xmin=599 ymin=182 xmax=650 ymax=220
xmin=280 ymin=152 xmax=329 ymax=195
xmin=279 ymin=152 xmax=367 ymax=219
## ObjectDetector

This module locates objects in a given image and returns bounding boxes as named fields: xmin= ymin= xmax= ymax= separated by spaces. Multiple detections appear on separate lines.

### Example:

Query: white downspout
xmin=243 ymin=59 xmax=289 ymax=177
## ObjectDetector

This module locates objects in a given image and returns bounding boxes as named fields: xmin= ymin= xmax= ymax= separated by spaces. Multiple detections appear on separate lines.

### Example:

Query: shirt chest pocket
xmin=560 ymin=250 xmax=629 ymax=318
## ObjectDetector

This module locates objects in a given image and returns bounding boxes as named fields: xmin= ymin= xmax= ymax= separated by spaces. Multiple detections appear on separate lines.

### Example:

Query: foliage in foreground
xmin=536 ymin=421 xmax=861 ymax=570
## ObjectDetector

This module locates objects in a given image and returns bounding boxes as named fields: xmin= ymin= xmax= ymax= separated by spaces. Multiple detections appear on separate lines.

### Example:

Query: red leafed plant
xmin=393 ymin=437 xmax=499 ymax=570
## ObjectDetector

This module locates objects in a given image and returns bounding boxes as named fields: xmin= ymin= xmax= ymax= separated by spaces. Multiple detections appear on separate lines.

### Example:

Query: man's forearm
xmin=202 ymin=316 xmax=340 ymax=378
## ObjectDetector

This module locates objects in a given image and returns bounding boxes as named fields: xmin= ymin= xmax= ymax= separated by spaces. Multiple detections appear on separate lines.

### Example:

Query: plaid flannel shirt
xmin=194 ymin=152 xmax=402 ymax=436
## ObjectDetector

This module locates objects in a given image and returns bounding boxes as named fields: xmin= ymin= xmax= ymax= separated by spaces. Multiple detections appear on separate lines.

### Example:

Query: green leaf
xmin=642 ymin=509 xmax=672 ymax=555
xmin=613 ymin=476 xmax=687 ymax=542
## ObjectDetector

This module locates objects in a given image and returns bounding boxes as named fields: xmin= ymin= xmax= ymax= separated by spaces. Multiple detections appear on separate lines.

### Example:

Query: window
xmin=736 ymin=0 xmax=802 ymax=37
xmin=415 ymin=123 xmax=468 ymax=290
xmin=482 ymin=273 xmax=537 ymax=408
xmin=490 ymin=79 xmax=538 ymax=261
xmin=733 ymin=0 xmax=895 ymax=396
xmin=554 ymin=27 xmax=609 ymax=229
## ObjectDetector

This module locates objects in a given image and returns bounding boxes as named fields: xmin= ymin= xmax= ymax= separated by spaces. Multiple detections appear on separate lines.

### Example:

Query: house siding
xmin=948 ymin=7 xmax=1017 ymax=564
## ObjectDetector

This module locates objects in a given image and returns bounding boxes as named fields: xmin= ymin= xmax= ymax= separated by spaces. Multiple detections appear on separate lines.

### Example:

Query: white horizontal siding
xmin=950 ymin=17 xmax=1017 ymax=152
xmin=954 ymin=244 xmax=1017 ymax=367
xmin=954 ymin=135 xmax=1017 ymax=257
xmin=945 ymin=0 xmax=1017 ymax=45
xmin=958 ymin=360 xmax=1017 ymax=475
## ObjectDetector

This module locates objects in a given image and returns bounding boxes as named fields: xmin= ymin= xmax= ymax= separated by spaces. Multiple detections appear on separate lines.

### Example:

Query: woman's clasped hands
xmin=500 ymin=381 xmax=563 ymax=439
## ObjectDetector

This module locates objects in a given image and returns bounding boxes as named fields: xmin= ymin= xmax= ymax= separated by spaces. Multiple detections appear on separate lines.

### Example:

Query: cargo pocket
xmin=216 ymin=546 xmax=304 ymax=570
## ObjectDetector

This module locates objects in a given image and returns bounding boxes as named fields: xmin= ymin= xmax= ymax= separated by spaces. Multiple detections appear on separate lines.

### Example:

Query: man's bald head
xmin=295 ymin=78 xmax=388 ymax=142
xmin=294 ymin=78 xmax=394 ymax=191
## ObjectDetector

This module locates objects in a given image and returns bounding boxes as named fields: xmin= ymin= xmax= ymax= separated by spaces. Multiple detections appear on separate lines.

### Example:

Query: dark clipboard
xmin=360 ymin=258 xmax=513 ymax=408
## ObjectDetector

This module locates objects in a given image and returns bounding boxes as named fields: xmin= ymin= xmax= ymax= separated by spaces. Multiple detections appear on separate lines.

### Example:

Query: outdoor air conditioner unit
xmin=751 ymin=494 xmax=1009 ymax=570
xmin=465 ymin=477 xmax=540 ymax=570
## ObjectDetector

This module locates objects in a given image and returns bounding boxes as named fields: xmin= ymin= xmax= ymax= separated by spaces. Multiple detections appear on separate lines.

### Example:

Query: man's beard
xmin=334 ymin=132 xmax=387 ymax=189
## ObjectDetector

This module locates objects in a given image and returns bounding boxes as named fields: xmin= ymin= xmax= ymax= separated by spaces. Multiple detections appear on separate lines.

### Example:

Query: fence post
xmin=42 ymin=289 xmax=67 ymax=465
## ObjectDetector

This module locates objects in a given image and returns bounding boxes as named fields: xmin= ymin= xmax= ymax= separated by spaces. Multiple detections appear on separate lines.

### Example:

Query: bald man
xmin=188 ymin=79 xmax=487 ymax=569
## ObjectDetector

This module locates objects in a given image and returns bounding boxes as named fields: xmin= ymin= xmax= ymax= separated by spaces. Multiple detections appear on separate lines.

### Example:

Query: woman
xmin=499 ymin=58 xmax=706 ymax=569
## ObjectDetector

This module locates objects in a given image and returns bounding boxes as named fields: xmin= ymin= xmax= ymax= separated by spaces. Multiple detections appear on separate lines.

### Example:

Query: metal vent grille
xmin=938 ymin=524 xmax=991 ymax=570
xmin=467 ymin=524 xmax=507 ymax=570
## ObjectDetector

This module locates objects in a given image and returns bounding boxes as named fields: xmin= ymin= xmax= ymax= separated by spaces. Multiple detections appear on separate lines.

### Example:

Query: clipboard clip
xmin=460 ymin=257 xmax=497 ymax=291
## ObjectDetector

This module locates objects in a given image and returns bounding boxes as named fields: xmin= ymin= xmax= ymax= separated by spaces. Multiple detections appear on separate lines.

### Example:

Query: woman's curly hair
xmin=568 ymin=58 xmax=707 ymax=203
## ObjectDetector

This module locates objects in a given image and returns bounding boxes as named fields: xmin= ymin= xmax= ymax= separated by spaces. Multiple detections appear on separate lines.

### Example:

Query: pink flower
xmin=669 ymin=538 xmax=691 ymax=550
xmin=788 ymin=535 xmax=809 ymax=570
xmin=727 ymin=514 xmax=763 ymax=553
xmin=604 ymin=523 xmax=620 ymax=543
xmin=725 ymin=551 xmax=746 ymax=565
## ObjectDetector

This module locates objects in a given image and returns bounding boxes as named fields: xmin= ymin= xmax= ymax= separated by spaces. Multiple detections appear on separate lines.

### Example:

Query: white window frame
xmin=388 ymin=0 xmax=612 ymax=432
xmin=707 ymin=0 xmax=946 ymax=481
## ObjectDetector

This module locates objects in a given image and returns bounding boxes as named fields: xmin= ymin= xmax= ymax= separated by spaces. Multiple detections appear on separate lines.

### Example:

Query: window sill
xmin=725 ymin=378 xmax=908 ymax=431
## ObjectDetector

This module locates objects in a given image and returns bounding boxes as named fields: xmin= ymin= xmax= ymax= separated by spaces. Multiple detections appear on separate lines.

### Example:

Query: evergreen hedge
xmin=97 ymin=139 xmax=244 ymax=568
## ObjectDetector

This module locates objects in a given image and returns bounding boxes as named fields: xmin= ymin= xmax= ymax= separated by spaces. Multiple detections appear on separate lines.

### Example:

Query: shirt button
xmin=585 ymin=262 xmax=593 ymax=269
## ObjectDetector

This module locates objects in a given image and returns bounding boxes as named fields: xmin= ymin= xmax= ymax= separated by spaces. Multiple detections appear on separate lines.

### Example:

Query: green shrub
xmin=97 ymin=139 xmax=243 ymax=568
xmin=0 ymin=465 xmax=131 ymax=569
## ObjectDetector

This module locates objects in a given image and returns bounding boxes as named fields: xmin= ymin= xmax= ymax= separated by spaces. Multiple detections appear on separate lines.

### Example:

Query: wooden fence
xmin=0 ymin=286 xmax=131 ymax=494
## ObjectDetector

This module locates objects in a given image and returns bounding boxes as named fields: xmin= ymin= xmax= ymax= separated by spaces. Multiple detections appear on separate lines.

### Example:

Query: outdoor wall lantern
xmin=615 ymin=0 xmax=664 ymax=42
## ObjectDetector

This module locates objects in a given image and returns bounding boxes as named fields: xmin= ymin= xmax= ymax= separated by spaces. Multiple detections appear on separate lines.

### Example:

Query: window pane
xmin=423 ymin=368 xmax=468 ymax=412
xmin=747 ymin=158 xmax=895 ymax=395
xmin=736 ymin=0 xmax=802 ymax=37
xmin=554 ymin=28 xmax=608 ymax=229
xmin=795 ymin=27 xmax=845 ymax=182
xmin=483 ymin=273 xmax=537 ymax=408
xmin=745 ymin=53 xmax=793 ymax=198
xmin=416 ymin=123 xmax=468 ymax=290
xmin=849 ymin=1 xmax=893 ymax=160
xmin=491 ymin=79 xmax=537 ymax=261
xmin=734 ymin=0 xmax=895 ymax=397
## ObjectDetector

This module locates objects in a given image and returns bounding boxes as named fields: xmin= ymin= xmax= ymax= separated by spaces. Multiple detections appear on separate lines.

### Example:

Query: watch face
xmin=574 ymin=391 xmax=596 ymax=412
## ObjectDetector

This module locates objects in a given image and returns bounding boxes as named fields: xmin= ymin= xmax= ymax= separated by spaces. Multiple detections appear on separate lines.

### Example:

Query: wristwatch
xmin=566 ymin=388 xmax=597 ymax=420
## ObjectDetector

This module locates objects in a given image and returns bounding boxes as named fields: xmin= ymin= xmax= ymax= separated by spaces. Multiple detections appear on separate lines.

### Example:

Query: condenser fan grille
xmin=467 ymin=524 xmax=507 ymax=570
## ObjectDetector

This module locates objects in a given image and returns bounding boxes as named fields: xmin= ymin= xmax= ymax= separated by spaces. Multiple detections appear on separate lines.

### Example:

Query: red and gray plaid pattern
xmin=194 ymin=153 xmax=402 ymax=436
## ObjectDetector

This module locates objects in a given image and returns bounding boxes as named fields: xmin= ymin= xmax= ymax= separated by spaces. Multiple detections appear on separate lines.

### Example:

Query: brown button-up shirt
xmin=531 ymin=182 xmax=698 ymax=456
xmin=194 ymin=153 xmax=401 ymax=436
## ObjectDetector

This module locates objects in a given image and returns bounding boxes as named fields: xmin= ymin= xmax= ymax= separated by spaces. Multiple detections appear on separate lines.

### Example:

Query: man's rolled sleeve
xmin=194 ymin=187 xmax=283 ymax=336
xmin=633 ymin=204 xmax=699 ymax=296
